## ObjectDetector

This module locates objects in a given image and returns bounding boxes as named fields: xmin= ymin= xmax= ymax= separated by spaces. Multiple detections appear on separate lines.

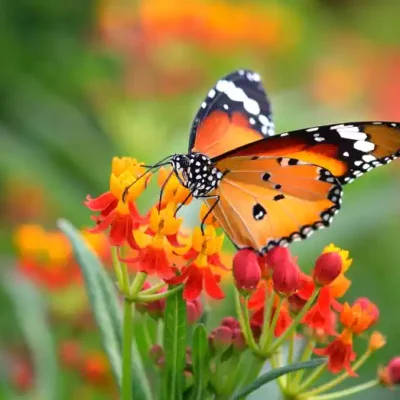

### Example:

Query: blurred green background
xmin=1 ymin=0 xmax=400 ymax=398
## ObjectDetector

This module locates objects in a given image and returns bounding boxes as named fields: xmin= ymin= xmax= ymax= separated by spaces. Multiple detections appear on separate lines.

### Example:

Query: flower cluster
xmin=82 ymin=156 xmax=400 ymax=400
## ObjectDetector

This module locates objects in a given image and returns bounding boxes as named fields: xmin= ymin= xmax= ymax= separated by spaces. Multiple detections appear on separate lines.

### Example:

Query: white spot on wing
xmin=354 ymin=140 xmax=375 ymax=152
xmin=337 ymin=126 xmax=367 ymax=141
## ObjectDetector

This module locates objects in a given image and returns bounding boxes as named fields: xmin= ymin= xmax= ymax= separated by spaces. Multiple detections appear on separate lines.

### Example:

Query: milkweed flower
xmin=167 ymin=226 xmax=226 ymax=301
xmin=315 ymin=329 xmax=357 ymax=375
xmin=124 ymin=205 xmax=182 ymax=280
xmin=85 ymin=157 xmax=148 ymax=247
xmin=379 ymin=357 xmax=400 ymax=386
xmin=232 ymin=249 xmax=261 ymax=293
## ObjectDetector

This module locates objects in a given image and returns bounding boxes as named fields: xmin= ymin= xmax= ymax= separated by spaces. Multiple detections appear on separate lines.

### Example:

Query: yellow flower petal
xmin=133 ymin=230 xmax=152 ymax=248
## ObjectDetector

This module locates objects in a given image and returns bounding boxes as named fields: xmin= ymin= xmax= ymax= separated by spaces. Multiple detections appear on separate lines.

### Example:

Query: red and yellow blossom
xmin=85 ymin=157 xmax=148 ymax=247
xmin=315 ymin=329 xmax=357 ymax=375
xmin=14 ymin=225 xmax=81 ymax=290
xmin=124 ymin=204 xmax=182 ymax=279
xmin=157 ymin=167 xmax=192 ymax=207
xmin=167 ymin=226 xmax=226 ymax=301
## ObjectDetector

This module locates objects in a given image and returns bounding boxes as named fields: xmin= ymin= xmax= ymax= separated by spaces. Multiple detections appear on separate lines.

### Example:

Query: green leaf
xmin=58 ymin=219 xmax=151 ymax=400
xmin=231 ymin=358 xmax=326 ymax=400
xmin=163 ymin=287 xmax=187 ymax=400
xmin=3 ymin=272 xmax=59 ymax=400
xmin=191 ymin=324 xmax=210 ymax=400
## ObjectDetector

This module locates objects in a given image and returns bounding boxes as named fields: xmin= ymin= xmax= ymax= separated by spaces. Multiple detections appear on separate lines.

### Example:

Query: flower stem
xmin=135 ymin=285 xmax=183 ymax=302
xmin=122 ymin=299 xmax=133 ymax=400
xmin=259 ymin=290 xmax=275 ymax=349
xmin=267 ymin=289 xmax=320 ymax=356
xmin=308 ymin=379 xmax=378 ymax=400
xmin=111 ymin=247 xmax=123 ymax=289
xmin=242 ymin=297 xmax=261 ymax=353
xmin=290 ymin=339 xmax=316 ymax=390
xmin=301 ymin=349 xmax=371 ymax=397
xmin=129 ymin=272 xmax=147 ymax=298
xmin=286 ymin=332 xmax=295 ymax=388
xmin=140 ymin=282 xmax=167 ymax=295
xmin=263 ymin=296 xmax=283 ymax=351
xmin=271 ymin=349 xmax=286 ymax=391
xmin=296 ymin=364 xmax=326 ymax=393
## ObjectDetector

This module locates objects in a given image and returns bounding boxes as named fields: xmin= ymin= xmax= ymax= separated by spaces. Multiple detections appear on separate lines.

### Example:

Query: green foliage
xmin=163 ymin=287 xmax=188 ymax=400
xmin=58 ymin=219 xmax=151 ymax=400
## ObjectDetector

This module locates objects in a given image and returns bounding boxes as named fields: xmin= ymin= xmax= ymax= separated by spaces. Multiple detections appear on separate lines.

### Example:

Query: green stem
xmin=308 ymin=380 xmax=378 ymax=400
xmin=286 ymin=332 xmax=295 ymax=389
xmin=259 ymin=290 xmax=275 ymax=349
xmin=122 ymin=299 xmax=133 ymax=400
xmin=135 ymin=285 xmax=183 ymax=302
xmin=267 ymin=289 xmax=320 ymax=356
xmin=263 ymin=296 xmax=283 ymax=351
xmin=140 ymin=282 xmax=167 ymax=295
xmin=271 ymin=350 xmax=286 ymax=392
xmin=234 ymin=289 xmax=247 ymax=341
xmin=242 ymin=297 xmax=261 ymax=352
xmin=111 ymin=247 xmax=123 ymax=289
xmin=291 ymin=339 xmax=316 ymax=390
xmin=129 ymin=272 xmax=147 ymax=298
xmin=296 ymin=364 xmax=326 ymax=393
xmin=300 ymin=350 xmax=371 ymax=397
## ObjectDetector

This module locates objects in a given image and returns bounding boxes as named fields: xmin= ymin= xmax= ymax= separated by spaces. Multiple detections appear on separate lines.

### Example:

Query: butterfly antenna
xmin=122 ymin=155 xmax=173 ymax=202
xmin=157 ymin=169 xmax=174 ymax=211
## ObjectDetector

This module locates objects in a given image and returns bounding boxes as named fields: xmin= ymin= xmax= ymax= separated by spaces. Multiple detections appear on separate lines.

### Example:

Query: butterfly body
xmin=162 ymin=69 xmax=400 ymax=254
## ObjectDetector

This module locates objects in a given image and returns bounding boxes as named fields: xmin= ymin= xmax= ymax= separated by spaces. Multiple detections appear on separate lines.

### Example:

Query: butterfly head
xmin=171 ymin=153 xmax=224 ymax=197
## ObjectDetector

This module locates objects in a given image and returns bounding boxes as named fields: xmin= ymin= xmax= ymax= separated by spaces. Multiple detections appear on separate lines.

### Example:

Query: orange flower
xmin=14 ymin=225 xmax=81 ymax=290
xmin=124 ymin=205 xmax=182 ymax=279
xmin=340 ymin=302 xmax=375 ymax=334
xmin=157 ymin=167 xmax=192 ymax=207
xmin=167 ymin=226 xmax=226 ymax=300
xmin=315 ymin=330 xmax=357 ymax=375
xmin=85 ymin=157 xmax=148 ymax=247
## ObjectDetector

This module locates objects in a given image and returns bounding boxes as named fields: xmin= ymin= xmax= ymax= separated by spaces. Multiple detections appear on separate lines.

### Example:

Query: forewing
xmin=189 ymin=69 xmax=275 ymax=158
xmin=212 ymin=122 xmax=400 ymax=185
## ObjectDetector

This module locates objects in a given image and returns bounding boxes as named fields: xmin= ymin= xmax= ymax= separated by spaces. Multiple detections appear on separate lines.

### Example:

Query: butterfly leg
xmin=199 ymin=195 xmax=220 ymax=235
xmin=157 ymin=169 xmax=174 ymax=210
xmin=173 ymin=192 xmax=193 ymax=218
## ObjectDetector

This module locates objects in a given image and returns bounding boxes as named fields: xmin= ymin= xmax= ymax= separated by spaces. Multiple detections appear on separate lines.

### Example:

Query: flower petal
xmin=203 ymin=267 xmax=225 ymax=300
xmin=85 ymin=192 xmax=116 ymax=211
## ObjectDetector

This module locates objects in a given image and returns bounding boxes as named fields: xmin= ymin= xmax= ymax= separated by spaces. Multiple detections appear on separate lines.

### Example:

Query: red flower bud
xmin=379 ymin=357 xmax=400 ymax=386
xmin=212 ymin=325 xmax=233 ymax=352
xmin=233 ymin=249 xmax=261 ymax=293
xmin=265 ymin=246 xmax=292 ymax=269
xmin=221 ymin=316 xmax=240 ymax=330
xmin=288 ymin=294 xmax=308 ymax=313
xmin=272 ymin=260 xmax=300 ymax=296
xmin=313 ymin=252 xmax=342 ymax=286
xmin=187 ymin=298 xmax=203 ymax=325
xmin=232 ymin=328 xmax=246 ymax=351
xmin=149 ymin=345 xmax=165 ymax=366
xmin=354 ymin=297 xmax=379 ymax=325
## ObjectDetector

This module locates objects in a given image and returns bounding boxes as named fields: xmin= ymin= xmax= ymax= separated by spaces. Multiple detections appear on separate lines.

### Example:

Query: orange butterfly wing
xmin=212 ymin=122 xmax=400 ymax=185
xmin=189 ymin=70 xmax=274 ymax=158
xmin=205 ymin=156 xmax=341 ymax=253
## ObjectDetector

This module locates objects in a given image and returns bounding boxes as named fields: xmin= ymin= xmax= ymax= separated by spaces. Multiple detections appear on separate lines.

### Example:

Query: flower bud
xmin=149 ymin=344 xmax=165 ymax=367
xmin=272 ymin=260 xmax=300 ymax=296
xmin=265 ymin=246 xmax=292 ymax=269
xmin=313 ymin=252 xmax=342 ymax=286
xmin=187 ymin=298 xmax=203 ymax=325
xmin=369 ymin=331 xmax=386 ymax=352
xmin=232 ymin=328 xmax=246 ymax=351
xmin=354 ymin=297 xmax=379 ymax=325
xmin=288 ymin=294 xmax=307 ymax=314
xmin=233 ymin=249 xmax=261 ymax=293
xmin=379 ymin=357 xmax=400 ymax=386
xmin=212 ymin=325 xmax=233 ymax=353
xmin=221 ymin=316 xmax=240 ymax=330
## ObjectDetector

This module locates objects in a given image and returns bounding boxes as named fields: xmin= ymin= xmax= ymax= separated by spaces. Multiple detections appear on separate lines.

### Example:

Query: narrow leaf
xmin=58 ymin=219 xmax=151 ymax=400
xmin=191 ymin=324 xmax=210 ymax=399
xmin=163 ymin=287 xmax=187 ymax=400
xmin=231 ymin=358 xmax=326 ymax=400
xmin=3 ymin=272 xmax=59 ymax=400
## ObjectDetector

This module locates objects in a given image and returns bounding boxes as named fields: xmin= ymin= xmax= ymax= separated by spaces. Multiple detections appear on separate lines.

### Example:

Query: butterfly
xmin=153 ymin=69 xmax=400 ymax=254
